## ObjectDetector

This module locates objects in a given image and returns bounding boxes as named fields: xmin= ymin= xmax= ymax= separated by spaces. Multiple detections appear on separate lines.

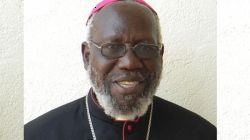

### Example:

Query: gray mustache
xmin=106 ymin=71 xmax=148 ymax=81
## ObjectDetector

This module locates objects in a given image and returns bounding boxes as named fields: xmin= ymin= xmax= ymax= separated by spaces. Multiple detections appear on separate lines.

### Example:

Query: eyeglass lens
xmin=101 ymin=43 xmax=160 ymax=59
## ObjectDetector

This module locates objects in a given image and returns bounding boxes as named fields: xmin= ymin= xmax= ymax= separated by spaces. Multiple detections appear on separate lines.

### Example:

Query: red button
xmin=127 ymin=125 xmax=133 ymax=132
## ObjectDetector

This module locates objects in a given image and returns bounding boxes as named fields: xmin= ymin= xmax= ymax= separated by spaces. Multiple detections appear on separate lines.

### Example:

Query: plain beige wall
xmin=0 ymin=0 xmax=23 ymax=139
xmin=24 ymin=0 xmax=216 ymax=126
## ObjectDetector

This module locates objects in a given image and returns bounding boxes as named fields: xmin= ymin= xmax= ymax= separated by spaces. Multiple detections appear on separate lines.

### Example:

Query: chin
xmin=94 ymin=89 xmax=153 ymax=120
xmin=87 ymin=64 xmax=163 ymax=120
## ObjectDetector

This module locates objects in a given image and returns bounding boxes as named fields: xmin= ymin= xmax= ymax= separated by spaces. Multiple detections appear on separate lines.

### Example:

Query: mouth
xmin=109 ymin=73 xmax=146 ymax=96
xmin=111 ymin=79 xmax=144 ymax=96
xmin=116 ymin=81 xmax=140 ymax=88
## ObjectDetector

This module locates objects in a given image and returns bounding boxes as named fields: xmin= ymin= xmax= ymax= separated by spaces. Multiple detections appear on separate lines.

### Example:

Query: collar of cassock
xmin=87 ymin=88 xmax=151 ymax=124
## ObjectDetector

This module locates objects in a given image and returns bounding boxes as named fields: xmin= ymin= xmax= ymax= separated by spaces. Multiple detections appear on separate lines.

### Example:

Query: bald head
xmin=86 ymin=1 xmax=162 ymax=44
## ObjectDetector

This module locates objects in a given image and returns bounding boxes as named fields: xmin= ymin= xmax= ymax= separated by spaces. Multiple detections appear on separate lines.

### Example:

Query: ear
xmin=81 ymin=42 xmax=90 ymax=70
xmin=160 ymin=43 xmax=164 ymax=57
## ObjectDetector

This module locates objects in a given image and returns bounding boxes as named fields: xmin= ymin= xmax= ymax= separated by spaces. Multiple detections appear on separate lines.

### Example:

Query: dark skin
xmin=82 ymin=2 xmax=164 ymax=105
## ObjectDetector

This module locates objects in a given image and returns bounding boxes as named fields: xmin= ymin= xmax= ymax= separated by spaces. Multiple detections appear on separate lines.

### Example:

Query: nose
xmin=117 ymin=47 xmax=143 ymax=70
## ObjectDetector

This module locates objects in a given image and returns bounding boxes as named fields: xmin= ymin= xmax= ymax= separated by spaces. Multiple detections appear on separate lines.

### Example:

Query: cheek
xmin=89 ymin=50 xmax=117 ymax=78
xmin=143 ymin=59 xmax=162 ymax=72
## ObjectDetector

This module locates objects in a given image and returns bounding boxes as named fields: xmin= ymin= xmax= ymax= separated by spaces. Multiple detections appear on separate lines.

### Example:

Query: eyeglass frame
xmin=88 ymin=40 xmax=163 ymax=60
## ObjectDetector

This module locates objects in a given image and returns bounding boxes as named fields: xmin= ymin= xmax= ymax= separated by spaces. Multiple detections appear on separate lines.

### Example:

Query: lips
xmin=109 ymin=72 xmax=146 ymax=95
xmin=111 ymin=79 xmax=144 ymax=96
xmin=117 ymin=81 xmax=140 ymax=88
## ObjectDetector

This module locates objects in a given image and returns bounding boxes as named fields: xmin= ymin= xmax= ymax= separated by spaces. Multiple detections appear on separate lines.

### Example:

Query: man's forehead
xmin=92 ymin=1 xmax=157 ymax=28
xmin=86 ymin=0 xmax=157 ymax=25
xmin=90 ymin=2 xmax=158 ymax=43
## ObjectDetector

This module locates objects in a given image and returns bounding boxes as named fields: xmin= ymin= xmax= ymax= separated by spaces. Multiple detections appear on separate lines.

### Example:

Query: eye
xmin=101 ymin=43 xmax=125 ymax=58
xmin=134 ymin=44 xmax=159 ymax=59
xmin=104 ymin=44 xmax=123 ymax=52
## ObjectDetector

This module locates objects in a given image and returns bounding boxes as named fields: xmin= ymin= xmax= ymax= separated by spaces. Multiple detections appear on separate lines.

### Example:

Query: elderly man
xmin=25 ymin=0 xmax=216 ymax=140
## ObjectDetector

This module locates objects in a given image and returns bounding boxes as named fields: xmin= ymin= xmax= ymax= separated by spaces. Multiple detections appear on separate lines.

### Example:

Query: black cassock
xmin=25 ymin=89 xmax=216 ymax=140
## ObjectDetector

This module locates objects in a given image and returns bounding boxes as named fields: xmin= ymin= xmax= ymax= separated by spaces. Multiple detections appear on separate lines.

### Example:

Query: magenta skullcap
xmin=86 ymin=0 xmax=157 ymax=25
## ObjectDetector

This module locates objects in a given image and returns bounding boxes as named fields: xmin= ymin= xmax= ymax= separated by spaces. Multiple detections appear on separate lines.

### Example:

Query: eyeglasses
xmin=89 ymin=40 xmax=162 ymax=59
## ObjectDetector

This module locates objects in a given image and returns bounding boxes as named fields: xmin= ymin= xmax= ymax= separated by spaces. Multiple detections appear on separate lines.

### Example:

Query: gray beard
xmin=87 ymin=65 xmax=162 ymax=120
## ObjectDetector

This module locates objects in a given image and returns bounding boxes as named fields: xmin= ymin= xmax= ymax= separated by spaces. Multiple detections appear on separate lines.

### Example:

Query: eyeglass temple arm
xmin=89 ymin=40 xmax=102 ymax=49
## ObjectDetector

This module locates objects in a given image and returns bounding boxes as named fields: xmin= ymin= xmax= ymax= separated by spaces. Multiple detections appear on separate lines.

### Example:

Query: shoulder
xmin=24 ymin=97 xmax=86 ymax=140
xmin=153 ymin=96 xmax=216 ymax=139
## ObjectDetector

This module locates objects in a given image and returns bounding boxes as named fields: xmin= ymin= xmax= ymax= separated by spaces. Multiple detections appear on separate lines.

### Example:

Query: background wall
xmin=24 ymin=0 xmax=216 ymax=125
xmin=0 ymin=0 xmax=23 ymax=140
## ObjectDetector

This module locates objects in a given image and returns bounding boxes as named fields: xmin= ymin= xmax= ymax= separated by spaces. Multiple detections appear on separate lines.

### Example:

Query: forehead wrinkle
xmin=91 ymin=1 xmax=159 ymax=43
